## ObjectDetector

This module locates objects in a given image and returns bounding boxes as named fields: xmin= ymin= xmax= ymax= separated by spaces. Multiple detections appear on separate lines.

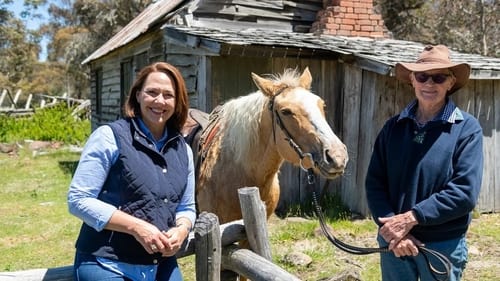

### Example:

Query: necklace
xmin=416 ymin=120 xmax=426 ymax=128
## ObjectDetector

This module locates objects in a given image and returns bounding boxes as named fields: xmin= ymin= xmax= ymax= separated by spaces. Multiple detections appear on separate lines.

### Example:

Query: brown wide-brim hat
xmin=395 ymin=45 xmax=471 ymax=94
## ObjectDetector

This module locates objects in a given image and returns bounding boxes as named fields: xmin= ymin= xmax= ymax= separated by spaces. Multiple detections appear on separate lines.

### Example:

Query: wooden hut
xmin=82 ymin=0 xmax=500 ymax=216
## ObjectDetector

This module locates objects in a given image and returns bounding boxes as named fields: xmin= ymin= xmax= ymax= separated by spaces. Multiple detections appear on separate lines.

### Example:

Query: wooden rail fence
xmin=0 ymin=89 xmax=89 ymax=117
xmin=0 ymin=187 xmax=301 ymax=281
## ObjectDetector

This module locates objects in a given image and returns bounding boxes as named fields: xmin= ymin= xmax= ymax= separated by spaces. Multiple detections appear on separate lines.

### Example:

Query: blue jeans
xmin=74 ymin=252 xmax=183 ymax=281
xmin=377 ymin=235 xmax=468 ymax=281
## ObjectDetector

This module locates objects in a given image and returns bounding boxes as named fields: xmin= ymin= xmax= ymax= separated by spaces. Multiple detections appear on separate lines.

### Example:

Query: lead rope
xmin=308 ymin=169 xmax=451 ymax=281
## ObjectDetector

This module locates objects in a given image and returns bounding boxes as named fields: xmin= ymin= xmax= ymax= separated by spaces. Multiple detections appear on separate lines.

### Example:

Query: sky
xmin=7 ymin=1 xmax=49 ymax=61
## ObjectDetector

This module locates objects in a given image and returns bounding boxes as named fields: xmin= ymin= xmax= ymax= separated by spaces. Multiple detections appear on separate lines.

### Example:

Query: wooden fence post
xmin=0 ymin=89 xmax=7 ymax=107
xmin=238 ymin=187 xmax=272 ymax=260
xmin=12 ymin=90 xmax=21 ymax=109
xmin=194 ymin=212 xmax=221 ymax=281
xmin=25 ymin=94 xmax=32 ymax=110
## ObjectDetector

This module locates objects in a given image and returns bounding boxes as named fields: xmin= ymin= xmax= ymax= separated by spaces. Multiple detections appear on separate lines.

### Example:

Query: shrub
xmin=0 ymin=103 xmax=90 ymax=145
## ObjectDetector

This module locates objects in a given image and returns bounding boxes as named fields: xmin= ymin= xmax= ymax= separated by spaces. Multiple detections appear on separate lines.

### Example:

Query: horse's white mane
xmin=219 ymin=69 xmax=303 ymax=163
xmin=219 ymin=92 xmax=266 ymax=163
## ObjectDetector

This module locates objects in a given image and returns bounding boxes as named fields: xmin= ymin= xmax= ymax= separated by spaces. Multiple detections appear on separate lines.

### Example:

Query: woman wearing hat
xmin=365 ymin=45 xmax=483 ymax=281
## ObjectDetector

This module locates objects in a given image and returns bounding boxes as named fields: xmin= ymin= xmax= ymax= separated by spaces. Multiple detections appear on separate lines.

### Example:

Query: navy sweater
xmin=365 ymin=101 xmax=483 ymax=242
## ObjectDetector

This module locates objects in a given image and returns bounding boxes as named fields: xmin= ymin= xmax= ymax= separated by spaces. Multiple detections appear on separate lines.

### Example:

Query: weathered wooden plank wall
xmin=205 ymin=55 xmax=500 ymax=215
xmin=194 ymin=0 xmax=323 ymax=32
xmin=469 ymin=79 xmax=498 ymax=213
xmin=357 ymin=76 xmax=499 ymax=215
xmin=340 ymin=64 xmax=364 ymax=214
xmin=90 ymin=31 xmax=165 ymax=129
xmin=494 ymin=80 xmax=500 ymax=212
xmin=355 ymin=71 xmax=378 ymax=216
xmin=89 ymin=41 xmax=499 ymax=215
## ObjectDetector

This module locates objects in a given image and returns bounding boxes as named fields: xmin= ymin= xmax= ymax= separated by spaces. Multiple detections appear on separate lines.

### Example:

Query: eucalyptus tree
xmin=42 ymin=0 xmax=153 ymax=98
xmin=0 ymin=0 xmax=40 ymax=91
xmin=434 ymin=0 xmax=498 ymax=57
xmin=375 ymin=0 xmax=498 ymax=57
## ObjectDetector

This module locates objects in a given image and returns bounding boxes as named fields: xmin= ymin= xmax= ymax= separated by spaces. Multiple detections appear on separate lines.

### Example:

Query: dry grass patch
xmin=1 ymin=147 xmax=499 ymax=281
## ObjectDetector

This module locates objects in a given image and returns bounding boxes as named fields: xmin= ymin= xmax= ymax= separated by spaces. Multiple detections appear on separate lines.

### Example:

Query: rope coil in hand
xmin=310 ymin=177 xmax=451 ymax=281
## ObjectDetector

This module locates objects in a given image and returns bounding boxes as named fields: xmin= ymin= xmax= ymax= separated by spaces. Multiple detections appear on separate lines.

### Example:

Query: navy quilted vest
xmin=75 ymin=118 xmax=188 ymax=264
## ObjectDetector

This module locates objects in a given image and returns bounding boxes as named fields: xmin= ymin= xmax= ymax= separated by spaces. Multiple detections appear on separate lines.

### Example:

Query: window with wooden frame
xmin=134 ymin=52 xmax=149 ymax=74
xmin=120 ymin=59 xmax=133 ymax=116
xmin=94 ymin=68 xmax=103 ymax=117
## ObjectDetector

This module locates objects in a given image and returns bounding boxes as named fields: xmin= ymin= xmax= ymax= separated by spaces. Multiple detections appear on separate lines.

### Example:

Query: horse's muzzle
xmin=316 ymin=146 xmax=348 ymax=179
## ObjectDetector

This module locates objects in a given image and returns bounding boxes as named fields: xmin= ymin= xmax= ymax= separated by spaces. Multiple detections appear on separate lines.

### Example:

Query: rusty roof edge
xmin=81 ymin=0 xmax=185 ymax=65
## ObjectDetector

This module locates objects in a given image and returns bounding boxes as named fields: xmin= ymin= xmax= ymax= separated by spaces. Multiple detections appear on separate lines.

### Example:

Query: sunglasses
xmin=414 ymin=72 xmax=450 ymax=84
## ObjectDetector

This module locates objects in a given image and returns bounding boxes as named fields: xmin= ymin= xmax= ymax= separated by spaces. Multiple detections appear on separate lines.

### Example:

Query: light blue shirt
xmin=68 ymin=119 xmax=196 ymax=280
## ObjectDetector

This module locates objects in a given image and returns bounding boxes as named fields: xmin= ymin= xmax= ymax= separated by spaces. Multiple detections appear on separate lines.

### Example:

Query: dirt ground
xmin=267 ymin=213 xmax=500 ymax=281
xmin=462 ymin=213 xmax=500 ymax=281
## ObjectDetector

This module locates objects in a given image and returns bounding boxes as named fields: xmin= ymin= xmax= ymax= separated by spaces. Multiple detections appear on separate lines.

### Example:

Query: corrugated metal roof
xmin=163 ymin=25 xmax=500 ymax=78
xmin=81 ymin=0 xmax=185 ymax=65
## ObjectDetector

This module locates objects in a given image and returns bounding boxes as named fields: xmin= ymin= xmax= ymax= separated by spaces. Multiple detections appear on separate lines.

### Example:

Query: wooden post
xmin=238 ymin=187 xmax=272 ymax=260
xmin=194 ymin=212 xmax=221 ymax=281
xmin=222 ymin=245 xmax=301 ymax=281
xmin=12 ymin=90 xmax=21 ymax=109
xmin=176 ymin=218 xmax=245 ymax=259
xmin=0 ymin=89 xmax=7 ymax=107
xmin=25 ymin=94 xmax=32 ymax=110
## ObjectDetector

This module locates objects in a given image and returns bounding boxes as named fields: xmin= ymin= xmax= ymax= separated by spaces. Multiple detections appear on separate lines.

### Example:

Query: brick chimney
xmin=310 ymin=0 xmax=390 ymax=38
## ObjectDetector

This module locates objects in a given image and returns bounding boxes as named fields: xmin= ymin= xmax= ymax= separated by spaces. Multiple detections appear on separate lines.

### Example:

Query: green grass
xmin=1 ymin=146 xmax=499 ymax=280
xmin=0 ymin=147 xmax=81 ymax=271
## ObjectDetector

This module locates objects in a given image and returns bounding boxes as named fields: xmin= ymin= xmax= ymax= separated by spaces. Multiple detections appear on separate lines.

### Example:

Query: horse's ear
xmin=251 ymin=72 xmax=277 ymax=97
xmin=299 ymin=67 xmax=312 ymax=90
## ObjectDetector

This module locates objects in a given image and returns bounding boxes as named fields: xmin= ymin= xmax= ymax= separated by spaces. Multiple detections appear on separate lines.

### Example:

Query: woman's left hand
xmin=160 ymin=225 xmax=190 ymax=257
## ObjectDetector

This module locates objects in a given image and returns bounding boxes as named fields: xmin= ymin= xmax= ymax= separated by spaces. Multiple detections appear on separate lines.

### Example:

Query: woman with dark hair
xmin=68 ymin=62 xmax=195 ymax=281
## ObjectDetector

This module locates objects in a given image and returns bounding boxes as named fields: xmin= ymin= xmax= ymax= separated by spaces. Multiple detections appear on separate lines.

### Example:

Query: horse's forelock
xmin=267 ymin=68 xmax=302 ymax=88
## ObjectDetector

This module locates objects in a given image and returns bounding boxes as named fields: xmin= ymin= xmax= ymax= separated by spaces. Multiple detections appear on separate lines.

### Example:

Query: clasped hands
xmin=134 ymin=222 xmax=189 ymax=257
xmin=378 ymin=211 xmax=422 ymax=257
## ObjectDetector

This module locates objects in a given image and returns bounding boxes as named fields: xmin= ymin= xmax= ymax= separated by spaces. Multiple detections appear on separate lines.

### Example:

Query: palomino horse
xmin=193 ymin=67 xmax=348 ymax=224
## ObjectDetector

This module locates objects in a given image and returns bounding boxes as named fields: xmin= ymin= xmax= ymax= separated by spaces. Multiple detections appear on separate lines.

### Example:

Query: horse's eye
xmin=280 ymin=108 xmax=293 ymax=116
